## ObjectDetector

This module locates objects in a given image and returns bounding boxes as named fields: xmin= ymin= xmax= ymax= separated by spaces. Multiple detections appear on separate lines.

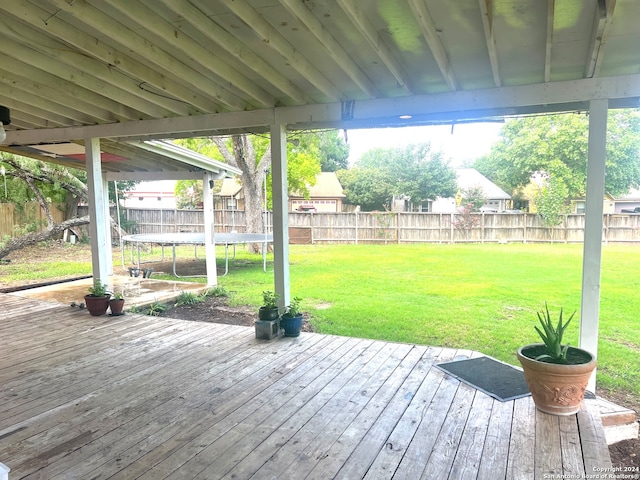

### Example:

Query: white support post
xmin=203 ymin=172 xmax=217 ymax=286
xmin=104 ymin=178 xmax=113 ymax=276
xmin=270 ymin=123 xmax=290 ymax=310
xmin=85 ymin=137 xmax=109 ymax=283
xmin=580 ymin=98 xmax=608 ymax=393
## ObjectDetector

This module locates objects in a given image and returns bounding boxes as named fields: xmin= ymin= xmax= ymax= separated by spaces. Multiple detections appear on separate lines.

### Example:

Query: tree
xmin=185 ymin=133 xmax=321 ymax=243
xmin=0 ymin=154 xmax=89 ymax=259
xmin=338 ymin=143 xmax=457 ymax=211
xmin=474 ymin=110 xmax=640 ymax=198
xmin=460 ymin=185 xmax=487 ymax=211
xmin=175 ymin=180 xmax=204 ymax=209
xmin=336 ymin=167 xmax=392 ymax=211
xmin=0 ymin=153 xmax=137 ymax=259
xmin=534 ymin=171 xmax=569 ymax=241
xmin=316 ymin=130 xmax=350 ymax=172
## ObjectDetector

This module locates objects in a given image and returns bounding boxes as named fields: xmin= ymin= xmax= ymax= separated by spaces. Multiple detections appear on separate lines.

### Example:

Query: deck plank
xmin=476 ymin=398 xmax=514 ymax=480
xmin=0 ymin=294 xmax=613 ymax=480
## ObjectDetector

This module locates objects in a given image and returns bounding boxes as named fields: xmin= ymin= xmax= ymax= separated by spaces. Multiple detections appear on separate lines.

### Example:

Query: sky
xmin=343 ymin=121 xmax=505 ymax=168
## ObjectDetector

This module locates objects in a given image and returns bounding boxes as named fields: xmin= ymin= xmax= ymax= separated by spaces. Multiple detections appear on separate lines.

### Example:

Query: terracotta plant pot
xmin=517 ymin=343 xmax=596 ymax=416
xmin=109 ymin=298 xmax=125 ymax=316
xmin=84 ymin=294 xmax=111 ymax=317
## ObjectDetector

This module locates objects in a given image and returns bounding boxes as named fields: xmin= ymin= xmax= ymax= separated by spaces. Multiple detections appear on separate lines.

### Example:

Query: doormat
xmin=435 ymin=356 xmax=531 ymax=402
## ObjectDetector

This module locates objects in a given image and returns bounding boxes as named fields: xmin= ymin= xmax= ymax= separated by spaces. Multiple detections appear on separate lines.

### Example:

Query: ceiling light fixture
xmin=0 ymin=106 xmax=11 ymax=144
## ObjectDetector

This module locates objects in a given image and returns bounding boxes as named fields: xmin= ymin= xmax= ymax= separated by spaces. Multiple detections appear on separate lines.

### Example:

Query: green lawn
xmin=213 ymin=243 xmax=640 ymax=399
xmin=3 ymin=241 xmax=638 ymax=399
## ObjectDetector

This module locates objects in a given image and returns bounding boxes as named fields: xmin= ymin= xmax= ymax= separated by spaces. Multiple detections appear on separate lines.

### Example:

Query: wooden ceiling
xmin=0 ymin=0 xmax=638 ymax=147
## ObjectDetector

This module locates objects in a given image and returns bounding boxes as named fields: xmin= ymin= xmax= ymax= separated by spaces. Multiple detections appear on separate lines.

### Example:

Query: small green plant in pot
xmin=516 ymin=303 xmax=596 ymax=416
xmin=84 ymin=280 xmax=111 ymax=316
xmin=280 ymin=297 xmax=303 ymax=337
xmin=109 ymin=291 xmax=125 ymax=316
xmin=258 ymin=290 xmax=280 ymax=321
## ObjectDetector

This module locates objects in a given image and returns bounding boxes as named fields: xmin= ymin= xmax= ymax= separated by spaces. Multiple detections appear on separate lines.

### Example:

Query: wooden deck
xmin=0 ymin=294 xmax=612 ymax=479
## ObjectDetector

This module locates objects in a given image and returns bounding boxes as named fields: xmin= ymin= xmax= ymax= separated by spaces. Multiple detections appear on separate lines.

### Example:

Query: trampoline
xmin=121 ymin=232 xmax=273 ymax=277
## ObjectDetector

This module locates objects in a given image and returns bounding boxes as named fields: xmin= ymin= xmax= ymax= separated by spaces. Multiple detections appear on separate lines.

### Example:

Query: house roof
xmin=293 ymin=172 xmax=345 ymax=199
xmin=615 ymin=188 xmax=640 ymax=201
xmin=219 ymin=172 xmax=346 ymax=199
xmin=456 ymin=168 xmax=511 ymax=200
xmin=218 ymin=178 xmax=243 ymax=197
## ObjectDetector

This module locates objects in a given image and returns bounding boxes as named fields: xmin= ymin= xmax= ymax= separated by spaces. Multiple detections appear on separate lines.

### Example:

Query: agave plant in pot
xmin=516 ymin=303 xmax=596 ymax=416
xmin=84 ymin=280 xmax=111 ymax=316
xmin=280 ymin=297 xmax=303 ymax=337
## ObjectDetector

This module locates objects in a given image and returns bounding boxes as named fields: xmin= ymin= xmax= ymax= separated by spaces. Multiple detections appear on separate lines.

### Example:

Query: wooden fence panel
xmin=0 ymin=202 xmax=65 ymax=238
xmin=111 ymin=208 xmax=640 ymax=245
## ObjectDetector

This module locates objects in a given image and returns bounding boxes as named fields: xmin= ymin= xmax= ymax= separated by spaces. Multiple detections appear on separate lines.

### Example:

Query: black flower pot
xmin=259 ymin=306 xmax=279 ymax=321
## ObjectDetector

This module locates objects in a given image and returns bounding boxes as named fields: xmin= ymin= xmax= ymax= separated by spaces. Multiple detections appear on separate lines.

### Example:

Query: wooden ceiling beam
xmin=45 ymin=0 xmax=250 ymax=111
xmin=585 ymin=0 xmax=617 ymax=78
xmin=0 ymin=1 xmax=220 ymax=115
xmin=160 ymin=0 xmax=307 ymax=105
xmin=225 ymin=0 xmax=344 ymax=102
xmin=0 ymin=90 xmax=80 ymax=127
xmin=278 ymin=0 xmax=380 ymax=98
xmin=337 ymin=0 xmax=413 ymax=94
xmin=478 ymin=0 xmax=501 ymax=87
xmin=0 ymin=79 xmax=104 ymax=126
xmin=545 ymin=0 xmax=555 ymax=83
xmin=0 ymin=52 xmax=135 ymax=123
xmin=100 ymin=0 xmax=275 ymax=108
xmin=407 ymin=0 xmax=458 ymax=91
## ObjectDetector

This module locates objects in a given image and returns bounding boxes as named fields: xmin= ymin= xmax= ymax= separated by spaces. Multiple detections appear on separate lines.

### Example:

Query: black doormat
xmin=435 ymin=356 xmax=531 ymax=402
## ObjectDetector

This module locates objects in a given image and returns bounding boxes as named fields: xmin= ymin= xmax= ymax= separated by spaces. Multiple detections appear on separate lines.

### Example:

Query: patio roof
xmin=0 ymin=140 xmax=241 ymax=181
xmin=0 ymin=0 xmax=638 ymax=146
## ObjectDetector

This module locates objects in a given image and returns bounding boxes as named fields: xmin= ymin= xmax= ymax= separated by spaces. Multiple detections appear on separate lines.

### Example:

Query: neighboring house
xmin=121 ymin=180 xmax=177 ymax=210
xmin=215 ymin=177 xmax=245 ymax=211
xmin=571 ymin=194 xmax=616 ymax=214
xmin=290 ymin=172 xmax=346 ymax=213
xmin=396 ymin=168 xmax=511 ymax=213
xmin=613 ymin=188 xmax=640 ymax=213
xmin=215 ymin=172 xmax=346 ymax=213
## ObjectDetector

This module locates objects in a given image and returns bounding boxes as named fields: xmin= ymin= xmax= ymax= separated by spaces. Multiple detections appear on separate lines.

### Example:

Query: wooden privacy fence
xmin=120 ymin=208 xmax=640 ymax=245
xmin=0 ymin=202 xmax=66 ymax=238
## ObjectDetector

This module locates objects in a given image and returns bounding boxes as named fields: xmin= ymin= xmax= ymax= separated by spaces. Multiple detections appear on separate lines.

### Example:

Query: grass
xmin=211 ymin=243 xmax=640 ymax=399
xmin=3 ymin=241 xmax=638 ymax=400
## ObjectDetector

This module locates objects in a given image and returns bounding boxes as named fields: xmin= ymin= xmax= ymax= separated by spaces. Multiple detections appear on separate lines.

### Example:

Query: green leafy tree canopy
xmin=474 ymin=110 xmax=640 ymax=199
xmin=338 ymin=143 xmax=457 ymax=211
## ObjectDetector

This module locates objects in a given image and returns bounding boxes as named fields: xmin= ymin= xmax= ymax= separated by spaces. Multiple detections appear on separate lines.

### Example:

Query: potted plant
xmin=84 ymin=280 xmax=111 ymax=316
xmin=516 ymin=303 xmax=596 ymax=416
xmin=258 ymin=290 xmax=280 ymax=321
xmin=109 ymin=291 xmax=125 ymax=316
xmin=280 ymin=296 xmax=303 ymax=337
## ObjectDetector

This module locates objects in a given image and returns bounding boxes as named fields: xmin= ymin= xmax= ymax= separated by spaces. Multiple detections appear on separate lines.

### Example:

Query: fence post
xmin=450 ymin=213 xmax=454 ymax=244
xmin=355 ymin=211 xmax=359 ymax=244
